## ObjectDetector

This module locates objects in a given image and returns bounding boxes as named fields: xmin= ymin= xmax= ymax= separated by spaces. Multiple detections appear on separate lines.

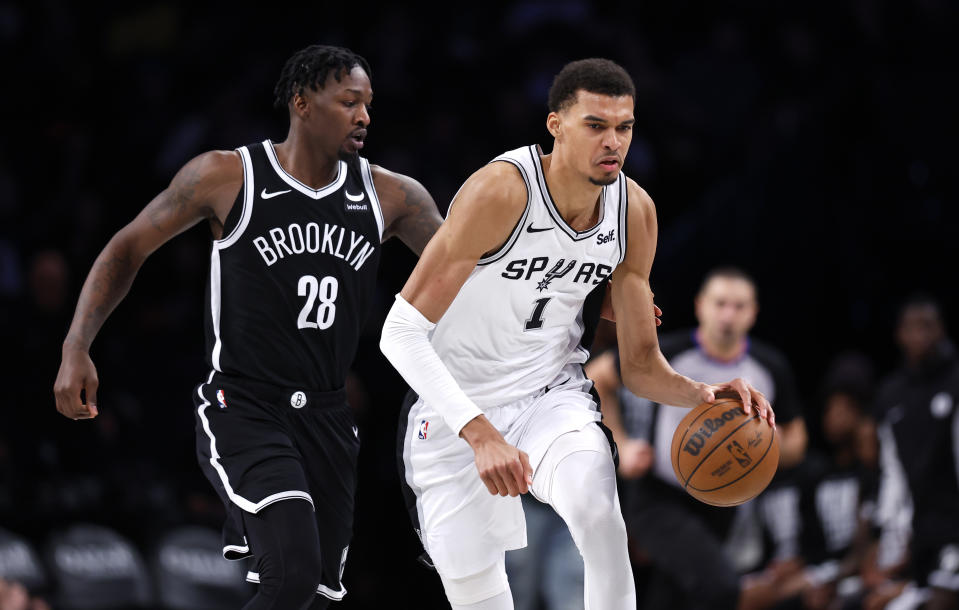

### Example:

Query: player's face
xmin=300 ymin=66 xmax=372 ymax=158
xmin=551 ymin=91 xmax=634 ymax=186
xmin=695 ymin=277 xmax=758 ymax=347
xmin=823 ymin=393 xmax=859 ymax=445
xmin=897 ymin=304 xmax=943 ymax=364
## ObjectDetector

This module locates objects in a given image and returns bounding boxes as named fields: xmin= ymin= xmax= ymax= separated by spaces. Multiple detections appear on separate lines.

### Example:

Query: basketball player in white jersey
xmin=380 ymin=58 xmax=776 ymax=609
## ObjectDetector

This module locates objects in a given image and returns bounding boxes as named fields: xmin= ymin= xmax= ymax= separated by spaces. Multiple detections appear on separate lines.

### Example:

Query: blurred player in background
xmin=53 ymin=45 xmax=443 ymax=609
xmin=866 ymin=295 xmax=959 ymax=610
xmin=588 ymin=267 xmax=805 ymax=609
xmin=789 ymin=353 xmax=879 ymax=610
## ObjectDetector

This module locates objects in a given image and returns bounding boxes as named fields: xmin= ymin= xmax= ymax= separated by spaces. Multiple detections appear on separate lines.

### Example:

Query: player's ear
xmin=546 ymin=112 xmax=561 ymax=139
xmin=292 ymin=90 xmax=310 ymax=119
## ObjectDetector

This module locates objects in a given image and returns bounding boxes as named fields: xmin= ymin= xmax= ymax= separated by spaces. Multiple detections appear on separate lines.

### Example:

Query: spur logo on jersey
xmin=501 ymin=257 xmax=613 ymax=287
xmin=682 ymin=406 xmax=745 ymax=457
xmin=418 ymin=420 xmax=430 ymax=440
xmin=252 ymin=222 xmax=375 ymax=271
xmin=596 ymin=229 xmax=615 ymax=245
xmin=216 ymin=389 xmax=228 ymax=410
xmin=536 ymin=259 xmax=576 ymax=292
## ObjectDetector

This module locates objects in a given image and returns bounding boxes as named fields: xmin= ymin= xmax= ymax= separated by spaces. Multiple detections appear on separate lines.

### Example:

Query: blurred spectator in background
xmin=588 ymin=266 xmax=806 ymax=609
xmin=796 ymin=352 xmax=879 ymax=610
xmin=737 ymin=352 xmax=880 ymax=609
xmin=0 ymin=578 xmax=48 ymax=610
xmin=864 ymin=295 xmax=959 ymax=610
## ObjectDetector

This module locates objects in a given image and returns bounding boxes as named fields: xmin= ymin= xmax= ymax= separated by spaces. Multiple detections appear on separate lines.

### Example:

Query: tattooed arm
xmin=54 ymin=150 xmax=242 ymax=420
xmin=371 ymin=166 xmax=444 ymax=255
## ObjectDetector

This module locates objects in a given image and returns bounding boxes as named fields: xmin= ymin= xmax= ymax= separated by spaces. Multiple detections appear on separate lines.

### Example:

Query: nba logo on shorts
xmin=418 ymin=420 xmax=429 ymax=440
xmin=216 ymin=389 xmax=227 ymax=409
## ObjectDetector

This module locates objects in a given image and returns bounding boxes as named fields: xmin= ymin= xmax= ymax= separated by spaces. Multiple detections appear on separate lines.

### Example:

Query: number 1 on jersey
xmin=297 ymin=275 xmax=338 ymax=330
xmin=525 ymin=297 xmax=551 ymax=330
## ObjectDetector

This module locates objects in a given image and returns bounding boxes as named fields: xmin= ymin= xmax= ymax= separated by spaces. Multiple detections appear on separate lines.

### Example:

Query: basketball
xmin=670 ymin=393 xmax=779 ymax=507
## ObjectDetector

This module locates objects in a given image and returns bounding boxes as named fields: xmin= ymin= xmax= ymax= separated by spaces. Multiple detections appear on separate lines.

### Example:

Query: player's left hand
xmin=702 ymin=378 xmax=775 ymax=428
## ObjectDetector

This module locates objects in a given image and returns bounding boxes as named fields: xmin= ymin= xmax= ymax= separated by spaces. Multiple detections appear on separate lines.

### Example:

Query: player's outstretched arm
xmin=54 ymin=151 xmax=241 ymax=420
xmin=371 ymin=166 xmax=444 ymax=255
xmin=611 ymin=180 xmax=773 ymax=424
xmin=380 ymin=162 xmax=533 ymax=496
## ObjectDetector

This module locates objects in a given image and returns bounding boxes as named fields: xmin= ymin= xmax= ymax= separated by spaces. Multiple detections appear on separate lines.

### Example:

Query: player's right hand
xmin=474 ymin=440 xmax=533 ymax=497
xmin=54 ymin=348 xmax=99 ymax=420
xmin=461 ymin=416 xmax=533 ymax=496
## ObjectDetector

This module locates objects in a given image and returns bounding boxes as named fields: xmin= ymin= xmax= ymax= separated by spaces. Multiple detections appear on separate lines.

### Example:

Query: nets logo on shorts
xmin=418 ymin=420 xmax=430 ymax=440
xmin=216 ymin=389 xmax=228 ymax=410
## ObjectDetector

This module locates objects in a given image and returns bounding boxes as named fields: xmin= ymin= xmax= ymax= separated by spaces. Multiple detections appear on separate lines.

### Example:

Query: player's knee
xmin=561 ymin=468 xmax=622 ymax=533
xmin=573 ymin=498 xmax=624 ymax=545
xmin=258 ymin=541 xmax=323 ymax=604
xmin=439 ymin=559 xmax=510 ymax=606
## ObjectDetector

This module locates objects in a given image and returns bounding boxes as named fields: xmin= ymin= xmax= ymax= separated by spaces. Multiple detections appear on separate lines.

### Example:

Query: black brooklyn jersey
xmin=204 ymin=140 xmax=383 ymax=391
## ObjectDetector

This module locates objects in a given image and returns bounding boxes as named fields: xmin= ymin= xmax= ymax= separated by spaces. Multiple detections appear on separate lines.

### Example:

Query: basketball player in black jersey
xmin=53 ymin=45 xmax=443 ymax=609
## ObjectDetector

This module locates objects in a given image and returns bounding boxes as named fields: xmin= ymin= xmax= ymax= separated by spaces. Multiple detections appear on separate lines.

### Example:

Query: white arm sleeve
xmin=380 ymin=294 xmax=484 ymax=436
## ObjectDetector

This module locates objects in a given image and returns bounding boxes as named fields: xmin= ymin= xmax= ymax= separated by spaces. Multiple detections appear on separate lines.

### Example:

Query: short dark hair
xmin=273 ymin=45 xmax=372 ymax=110
xmin=547 ymin=58 xmax=636 ymax=113
xmin=698 ymin=266 xmax=757 ymax=300
xmin=898 ymin=292 xmax=943 ymax=324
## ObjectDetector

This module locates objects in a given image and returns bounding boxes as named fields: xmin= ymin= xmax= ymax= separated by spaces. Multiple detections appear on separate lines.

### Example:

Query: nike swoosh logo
xmin=261 ymin=188 xmax=291 ymax=199
xmin=526 ymin=225 xmax=553 ymax=233
xmin=345 ymin=191 xmax=365 ymax=202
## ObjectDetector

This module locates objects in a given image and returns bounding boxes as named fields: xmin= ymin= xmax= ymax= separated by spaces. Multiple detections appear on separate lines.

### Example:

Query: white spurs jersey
xmin=431 ymin=145 xmax=629 ymax=408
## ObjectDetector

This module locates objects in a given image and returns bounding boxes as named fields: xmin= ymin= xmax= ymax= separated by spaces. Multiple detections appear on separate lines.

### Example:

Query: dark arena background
xmin=1 ymin=2 xmax=957 ymax=609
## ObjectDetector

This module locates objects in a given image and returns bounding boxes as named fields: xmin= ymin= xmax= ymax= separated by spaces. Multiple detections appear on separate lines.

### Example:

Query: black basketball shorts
xmin=193 ymin=371 xmax=359 ymax=600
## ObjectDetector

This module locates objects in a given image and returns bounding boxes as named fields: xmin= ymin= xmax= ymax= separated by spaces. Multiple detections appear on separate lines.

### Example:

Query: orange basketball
xmin=670 ymin=393 xmax=779 ymax=506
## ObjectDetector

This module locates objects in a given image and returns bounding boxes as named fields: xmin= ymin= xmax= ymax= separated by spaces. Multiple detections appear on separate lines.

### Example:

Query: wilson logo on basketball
xmin=682 ymin=406 xmax=744 ymax=457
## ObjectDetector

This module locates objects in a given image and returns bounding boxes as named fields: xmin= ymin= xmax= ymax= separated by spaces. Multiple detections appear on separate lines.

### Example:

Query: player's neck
xmin=272 ymin=132 xmax=340 ymax=190
xmin=541 ymin=154 xmax=603 ymax=231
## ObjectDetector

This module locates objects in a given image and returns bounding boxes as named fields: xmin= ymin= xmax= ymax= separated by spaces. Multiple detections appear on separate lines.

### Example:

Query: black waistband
xmin=211 ymin=372 xmax=347 ymax=409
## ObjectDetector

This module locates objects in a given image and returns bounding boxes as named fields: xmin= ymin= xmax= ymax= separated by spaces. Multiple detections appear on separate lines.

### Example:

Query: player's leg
xmin=535 ymin=424 xmax=636 ymax=609
xmin=402 ymin=398 xmax=528 ymax=609
xmin=292 ymin=402 xmax=359 ymax=604
xmin=241 ymin=499 xmax=323 ymax=610
xmin=541 ymin=513 xmax=586 ymax=610
xmin=305 ymin=594 xmax=331 ymax=610
xmin=440 ymin=556 xmax=514 ymax=610
xmin=194 ymin=377 xmax=323 ymax=608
